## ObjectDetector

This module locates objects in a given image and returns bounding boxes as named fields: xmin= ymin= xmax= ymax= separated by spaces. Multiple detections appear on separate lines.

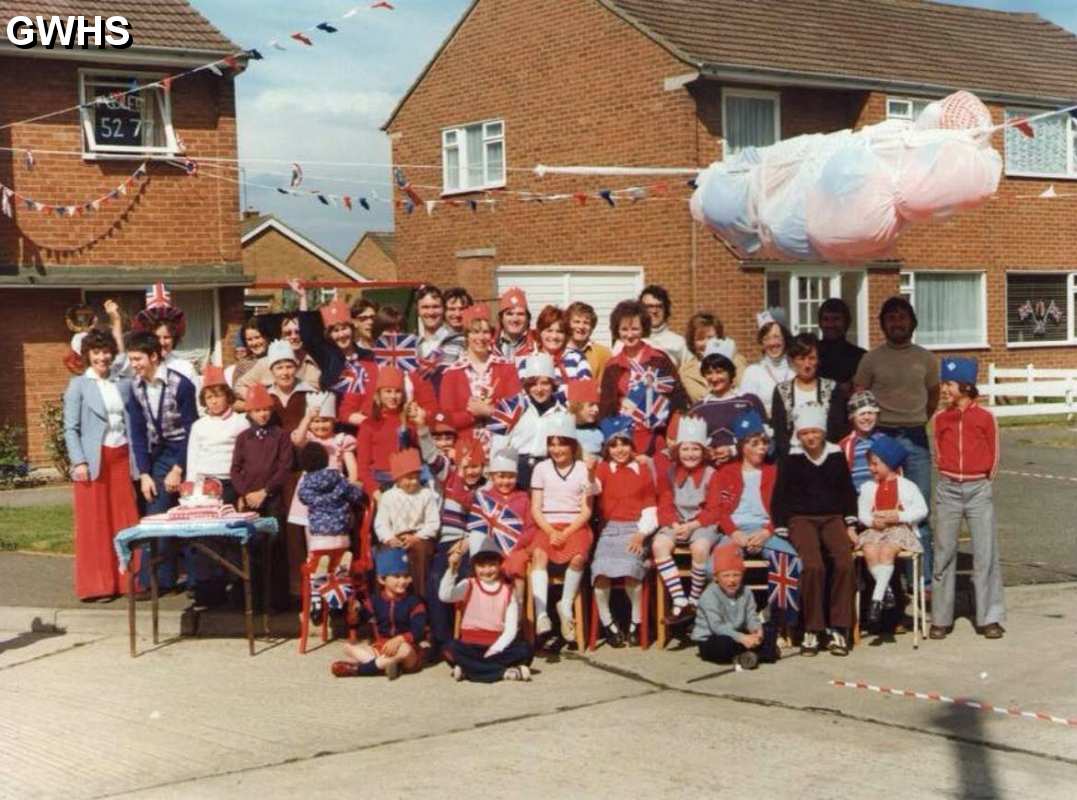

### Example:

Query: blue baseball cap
xmin=375 ymin=548 xmax=409 ymax=577
xmin=941 ymin=356 xmax=978 ymax=385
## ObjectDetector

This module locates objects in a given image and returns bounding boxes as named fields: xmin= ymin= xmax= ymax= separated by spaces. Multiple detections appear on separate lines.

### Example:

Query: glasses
xmin=355 ymin=313 xmax=376 ymax=322
xmin=642 ymin=302 xmax=664 ymax=311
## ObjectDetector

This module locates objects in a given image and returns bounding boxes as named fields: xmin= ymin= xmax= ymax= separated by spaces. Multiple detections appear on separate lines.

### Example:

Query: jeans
xmin=879 ymin=426 xmax=933 ymax=588
xmin=447 ymin=639 xmax=533 ymax=683
xmin=136 ymin=442 xmax=185 ymax=591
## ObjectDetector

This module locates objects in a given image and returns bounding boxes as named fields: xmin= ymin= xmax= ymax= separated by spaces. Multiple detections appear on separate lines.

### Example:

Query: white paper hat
xmin=306 ymin=391 xmax=336 ymax=419
xmin=267 ymin=338 xmax=298 ymax=367
xmin=521 ymin=352 xmax=557 ymax=381
xmin=543 ymin=411 xmax=578 ymax=442
xmin=793 ymin=402 xmax=828 ymax=435
xmin=756 ymin=307 xmax=788 ymax=330
xmin=675 ymin=415 xmax=709 ymax=447
xmin=488 ymin=446 xmax=519 ymax=474
xmin=702 ymin=337 xmax=737 ymax=361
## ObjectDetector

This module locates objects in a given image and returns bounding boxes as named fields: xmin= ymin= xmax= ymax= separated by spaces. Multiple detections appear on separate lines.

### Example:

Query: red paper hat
xmin=566 ymin=378 xmax=600 ymax=405
xmin=499 ymin=287 xmax=527 ymax=313
xmin=460 ymin=304 xmax=490 ymax=329
xmin=202 ymin=364 xmax=227 ymax=389
xmin=245 ymin=383 xmax=274 ymax=411
xmin=712 ymin=543 xmax=745 ymax=575
xmin=454 ymin=435 xmax=486 ymax=466
xmin=319 ymin=298 xmax=353 ymax=330
xmin=389 ymin=448 xmax=423 ymax=481
xmin=376 ymin=365 xmax=405 ymax=391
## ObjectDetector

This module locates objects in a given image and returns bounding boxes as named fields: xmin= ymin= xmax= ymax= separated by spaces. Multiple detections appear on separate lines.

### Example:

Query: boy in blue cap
xmin=855 ymin=435 xmax=928 ymax=628
xmin=331 ymin=548 xmax=426 ymax=680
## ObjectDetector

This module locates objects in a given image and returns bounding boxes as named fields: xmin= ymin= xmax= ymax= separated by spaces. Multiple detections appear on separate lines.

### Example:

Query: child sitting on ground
xmin=590 ymin=415 xmax=657 ymax=647
xmin=374 ymin=448 xmax=439 ymax=603
xmin=856 ymin=435 xmax=927 ymax=628
xmin=529 ymin=413 xmax=593 ymax=647
xmin=440 ymin=536 xmax=534 ymax=682
xmin=653 ymin=415 xmax=723 ymax=627
xmin=331 ymin=548 xmax=426 ymax=680
xmin=691 ymin=543 xmax=777 ymax=669
xmin=839 ymin=390 xmax=885 ymax=494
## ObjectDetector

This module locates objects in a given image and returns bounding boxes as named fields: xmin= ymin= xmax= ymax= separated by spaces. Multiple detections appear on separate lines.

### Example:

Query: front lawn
xmin=0 ymin=504 xmax=74 ymax=554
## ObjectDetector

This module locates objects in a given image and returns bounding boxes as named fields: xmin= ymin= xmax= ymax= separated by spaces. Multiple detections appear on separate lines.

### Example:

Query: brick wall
xmin=387 ymin=0 xmax=1077 ymax=372
xmin=346 ymin=236 xmax=397 ymax=281
xmin=242 ymin=223 xmax=362 ymax=307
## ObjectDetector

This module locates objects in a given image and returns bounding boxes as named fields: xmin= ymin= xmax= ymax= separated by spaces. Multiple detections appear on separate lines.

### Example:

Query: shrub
xmin=40 ymin=398 xmax=71 ymax=478
xmin=0 ymin=424 xmax=29 ymax=488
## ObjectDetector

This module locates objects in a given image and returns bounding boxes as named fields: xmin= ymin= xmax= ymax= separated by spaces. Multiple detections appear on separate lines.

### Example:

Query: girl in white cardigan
xmin=856 ymin=435 xmax=927 ymax=625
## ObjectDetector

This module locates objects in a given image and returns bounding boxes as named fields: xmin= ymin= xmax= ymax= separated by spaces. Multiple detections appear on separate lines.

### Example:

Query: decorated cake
xmin=140 ymin=477 xmax=258 ymax=525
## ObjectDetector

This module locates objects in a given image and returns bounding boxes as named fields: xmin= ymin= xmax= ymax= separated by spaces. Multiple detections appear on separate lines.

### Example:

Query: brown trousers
xmin=404 ymin=538 xmax=435 ymax=603
xmin=787 ymin=514 xmax=854 ymax=632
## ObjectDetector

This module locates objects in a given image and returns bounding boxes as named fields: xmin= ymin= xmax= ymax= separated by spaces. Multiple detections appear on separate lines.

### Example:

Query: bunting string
xmin=0 ymin=163 xmax=147 ymax=219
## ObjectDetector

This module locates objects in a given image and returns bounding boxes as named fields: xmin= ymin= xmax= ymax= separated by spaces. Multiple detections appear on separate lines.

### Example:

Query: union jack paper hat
xmin=319 ymin=298 xmax=353 ymax=330
xmin=133 ymin=283 xmax=186 ymax=339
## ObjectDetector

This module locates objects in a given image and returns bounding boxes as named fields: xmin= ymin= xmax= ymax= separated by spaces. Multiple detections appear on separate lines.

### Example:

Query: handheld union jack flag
xmin=487 ymin=392 xmax=527 ymax=436
xmin=373 ymin=332 xmax=420 ymax=372
xmin=766 ymin=550 xmax=801 ymax=626
xmin=467 ymin=491 xmax=524 ymax=553
xmin=624 ymin=381 xmax=671 ymax=429
xmin=145 ymin=283 xmax=172 ymax=310
xmin=332 ymin=362 xmax=370 ymax=396
xmin=627 ymin=358 xmax=676 ymax=395
xmin=310 ymin=564 xmax=355 ymax=614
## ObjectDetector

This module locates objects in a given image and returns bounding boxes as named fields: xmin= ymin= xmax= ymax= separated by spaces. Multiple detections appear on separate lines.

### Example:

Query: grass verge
xmin=0 ymin=504 xmax=73 ymax=554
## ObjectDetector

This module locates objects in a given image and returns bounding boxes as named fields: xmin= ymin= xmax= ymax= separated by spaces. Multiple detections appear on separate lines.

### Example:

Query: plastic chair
xmin=852 ymin=549 xmax=928 ymax=649
xmin=524 ymin=564 xmax=586 ymax=651
xmin=654 ymin=545 xmax=770 ymax=648
xmin=587 ymin=576 xmax=651 ymax=650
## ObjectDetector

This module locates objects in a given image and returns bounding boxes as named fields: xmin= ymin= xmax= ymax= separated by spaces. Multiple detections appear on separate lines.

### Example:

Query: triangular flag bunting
xmin=224 ymin=55 xmax=239 ymax=70
xmin=404 ymin=199 xmax=415 ymax=215
xmin=135 ymin=163 xmax=148 ymax=179
xmin=248 ymin=49 xmax=263 ymax=61
xmin=317 ymin=194 xmax=330 ymax=206
xmin=598 ymin=189 xmax=615 ymax=207
xmin=269 ymin=40 xmax=286 ymax=51
xmin=469 ymin=199 xmax=478 ymax=212
xmin=290 ymin=163 xmax=303 ymax=188
xmin=24 ymin=150 xmax=34 ymax=171
xmin=572 ymin=192 xmax=588 ymax=206
xmin=1039 ymin=185 xmax=1058 ymax=199
xmin=183 ymin=159 xmax=198 ymax=176
xmin=205 ymin=63 xmax=224 ymax=77
xmin=372 ymin=1 xmax=395 ymax=9
xmin=343 ymin=196 xmax=352 ymax=211
xmin=359 ymin=197 xmax=370 ymax=211
xmin=343 ymin=7 xmax=361 ymax=18
xmin=652 ymin=181 xmax=669 ymax=195
xmin=161 ymin=76 xmax=173 ymax=93
xmin=1 ymin=188 xmax=12 ymax=218
xmin=316 ymin=22 xmax=338 ymax=33
xmin=1013 ymin=118 xmax=1035 ymax=138
xmin=425 ymin=200 xmax=437 ymax=216
xmin=291 ymin=32 xmax=313 ymax=46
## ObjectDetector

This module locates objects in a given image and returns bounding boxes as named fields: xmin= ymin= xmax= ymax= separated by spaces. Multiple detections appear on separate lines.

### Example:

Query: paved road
xmin=2 ymin=584 xmax=1075 ymax=799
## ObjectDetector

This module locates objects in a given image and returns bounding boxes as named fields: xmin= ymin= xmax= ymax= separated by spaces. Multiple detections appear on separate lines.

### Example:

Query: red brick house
xmin=0 ymin=2 xmax=248 ymax=466
xmin=346 ymin=231 xmax=397 ymax=282
xmin=384 ymin=0 xmax=1077 ymax=364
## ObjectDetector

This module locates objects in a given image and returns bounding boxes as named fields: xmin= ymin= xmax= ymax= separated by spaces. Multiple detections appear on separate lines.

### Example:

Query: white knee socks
xmin=594 ymin=584 xmax=613 ymax=626
xmin=531 ymin=568 xmax=549 ymax=618
xmin=560 ymin=567 xmax=584 ymax=615
xmin=626 ymin=581 xmax=643 ymax=624
xmin=870 ymin=564 xmax=894 ymax=603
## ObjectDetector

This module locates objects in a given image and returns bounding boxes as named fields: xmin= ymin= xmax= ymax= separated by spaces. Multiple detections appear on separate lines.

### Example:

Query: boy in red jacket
xmin=930 ymin=357 xmax=1004 ymax=640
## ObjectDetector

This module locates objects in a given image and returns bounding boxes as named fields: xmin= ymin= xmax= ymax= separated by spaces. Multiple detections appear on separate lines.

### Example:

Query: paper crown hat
xmin=267 ymin=339 xmax=297 ymax=367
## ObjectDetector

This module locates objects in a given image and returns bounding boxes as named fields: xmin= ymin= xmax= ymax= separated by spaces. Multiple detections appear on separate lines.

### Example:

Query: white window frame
xmin=885 ymin=95 xmax=931 ymax=122
xmin=1004 ymin=106 xmax=1077 ymax=180
xmin=1004 ymin=270 xmax=1077 ymax=348
xmin=441 ymin=119 xmax=506 ymax=195
xmin=764 ymin=267 xmax=868 ymax=348
xmin=78 ymin=68 xmax=179 ymax=159
xmin=899 ymin=270 xmax=989 ymax=350
xmin=721 ymin=88 xmax=780 ymax=157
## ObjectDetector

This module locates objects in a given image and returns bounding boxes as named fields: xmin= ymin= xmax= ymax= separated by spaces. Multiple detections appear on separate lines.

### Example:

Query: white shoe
xmin=556 ymin=601 xmax=575 ymax=641
xmin=450 ymin=665 xmax=464 ymax=681
xmin=801 ymin=631 xmax=819 ymax=656
xmin=827 ymin=631 xmax=849 ymax=656
xmin=535 ymin=614 xmax=552 ymax=636
xmin=503 ymin=667 xmax=523 ymax=681
xmin=519 ymin=664 xmax=532 ymax=681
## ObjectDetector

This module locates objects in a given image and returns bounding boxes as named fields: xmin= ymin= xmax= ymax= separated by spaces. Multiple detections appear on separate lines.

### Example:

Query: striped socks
xmin=689 ymin=564 xmax=708 ymax=604
xmin=656 ymin=558 xmax=686 ymax=608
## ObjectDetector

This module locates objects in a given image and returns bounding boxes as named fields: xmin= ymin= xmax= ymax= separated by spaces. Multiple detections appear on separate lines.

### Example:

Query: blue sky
xmin=189 ymin=0 xmax=1077 ymax=258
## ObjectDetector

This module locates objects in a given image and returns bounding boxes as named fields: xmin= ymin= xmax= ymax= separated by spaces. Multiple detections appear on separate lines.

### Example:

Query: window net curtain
xmin=1006 ymin=109 xmax=1067 ymax=175
xmin=725 ymin=96 xmax=777 ymax=155
xmin=466 ymin=125 xmax=484 ymax=187
xmin=915 ymin=274 xmax=982 ymax=346
xmin=172 ymin=289 xmax=215 ymax=367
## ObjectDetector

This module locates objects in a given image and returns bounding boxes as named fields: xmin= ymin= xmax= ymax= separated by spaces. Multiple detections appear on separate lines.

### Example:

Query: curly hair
xmin=610 ymin=300 xmax=652 ymax=342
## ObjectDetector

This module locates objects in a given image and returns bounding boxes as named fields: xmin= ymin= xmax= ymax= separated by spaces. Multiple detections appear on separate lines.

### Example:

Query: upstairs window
xmin=442 ymin=120 xmax=505 ymax=193
xmin=886 ymin=96 xmax=931 ymax=122
xmin=79 ymin=70 xmax=179 ymax=158
xmin=1004 ymin=107 xmax=1076 ymax=178
xmin=722 ymin=89 xmax=780 ymax=157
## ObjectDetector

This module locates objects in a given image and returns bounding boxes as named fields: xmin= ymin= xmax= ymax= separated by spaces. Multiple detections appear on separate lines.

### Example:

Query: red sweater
xmin=933 ymin=401 xmax=999 ymax=481
xmin=355 ymin=409 xmax=414 ymax=489
xmin=437 ymin=358 xmax=522 ymax=436
xmin=714 ymin=461 xmax=777 ymax=534
xmin=595 ymin=461 xmax=656 ymax=521
xmin=337 ymin=372 xmax=438 ymax=425
xmin=656 ymin=463 xmax=722 ymax=528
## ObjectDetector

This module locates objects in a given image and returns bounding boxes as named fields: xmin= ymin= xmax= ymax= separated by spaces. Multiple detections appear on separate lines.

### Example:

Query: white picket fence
xmin=983 ymin=363 xmax=1077 ymax=418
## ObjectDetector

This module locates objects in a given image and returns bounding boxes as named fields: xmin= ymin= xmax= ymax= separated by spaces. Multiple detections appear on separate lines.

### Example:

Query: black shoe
xmin=735 ymin=651 xmax=759 ymax=670
xmin=604 ymin=624 xmax=626 ymax=649
xmin=882 ymin=586 xmax=896 ymax=610
xmin=929 ymin=625 xmax=949 ymax=640
xmin=867 ymin=600 xmax=883 ymax=626
xmin=628 ymin=623 xmax=641 ymax=647
xmin=309 ymin=602 xmax=325 ymax=626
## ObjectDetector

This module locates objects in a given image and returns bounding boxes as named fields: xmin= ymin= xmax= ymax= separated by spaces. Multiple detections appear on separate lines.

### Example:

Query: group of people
xmin=62 ymin=278 xmax=1006 ymax=683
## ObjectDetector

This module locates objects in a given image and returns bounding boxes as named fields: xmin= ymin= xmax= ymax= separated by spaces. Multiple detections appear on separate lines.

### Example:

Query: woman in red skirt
xmin=62 ymin=329 xmax=140 ymax=600
xmin=528 ymin=412 xmax=593 ymax=647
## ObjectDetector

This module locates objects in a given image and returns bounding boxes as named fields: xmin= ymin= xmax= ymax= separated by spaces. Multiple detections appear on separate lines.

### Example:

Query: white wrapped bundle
xmin=690 ymin=148 xmax=762 ymax=257
xmin=894 ymin=132 xmax=1002 ymax=221
xmin=756 ymin=150 xmax=822 ymax=261
xmin=805 ymin=139 xmax=905 ymax=262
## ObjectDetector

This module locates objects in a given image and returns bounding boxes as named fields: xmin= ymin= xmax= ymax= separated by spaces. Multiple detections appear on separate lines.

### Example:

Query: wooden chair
xmin=852 ymin=549 xmax=928 ymax=649
xmin=654 ymin=545 xmax=770 ymax=648
xmin=587 ymin=576 xmax=652 ymax=650
xmin=298 ymin=548 xmax=351 ymax=654
xmin=524 ymin=564 xmax=586 ymax=651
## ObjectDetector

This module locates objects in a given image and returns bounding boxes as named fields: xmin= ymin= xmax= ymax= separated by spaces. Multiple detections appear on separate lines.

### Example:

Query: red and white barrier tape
xmin=829 ymin=680 xmax=1077 ymax=728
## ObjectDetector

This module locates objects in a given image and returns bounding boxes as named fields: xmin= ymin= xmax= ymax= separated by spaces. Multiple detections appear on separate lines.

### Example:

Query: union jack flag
xmin=145 ymin=283 xmax=172 ymax=310
xmin=766 ymin=550 xmax=801 ymax=625
xmin=627 ymin=359 xmax=676 ymax=395
xmin=467 ymin=491 xmax=524 ymax=553
xmin=624 ymin=381 xmax=670 ymax=429
xmin=310 ymin=564 xmax=355 ymax=613
xmin=488 ymin=392 xmax=527 ymax=435
xmin=332 ymin=362 xmax=370 ymax=396
xmin=373 ymin=332 xmax=420 ymax=372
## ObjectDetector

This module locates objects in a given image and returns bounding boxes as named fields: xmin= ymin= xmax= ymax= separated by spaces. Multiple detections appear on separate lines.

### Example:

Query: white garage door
xmin=496 ymin=266 xmax=644 ymax=345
